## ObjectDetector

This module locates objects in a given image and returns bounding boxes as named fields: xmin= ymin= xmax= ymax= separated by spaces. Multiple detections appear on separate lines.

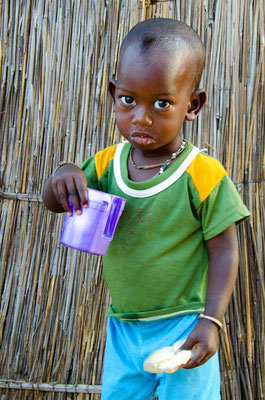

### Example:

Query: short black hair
xmin=120 ymin=18 xmax=206 ymax=89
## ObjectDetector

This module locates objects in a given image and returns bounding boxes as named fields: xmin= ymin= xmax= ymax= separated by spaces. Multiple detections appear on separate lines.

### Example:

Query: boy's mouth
xmin=130 ymin=132 xmax=156 ymax=145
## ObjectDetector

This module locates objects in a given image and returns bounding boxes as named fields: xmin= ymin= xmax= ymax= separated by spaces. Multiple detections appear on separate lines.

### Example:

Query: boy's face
xmin=110 ymin=44 xmax=205 ymax=156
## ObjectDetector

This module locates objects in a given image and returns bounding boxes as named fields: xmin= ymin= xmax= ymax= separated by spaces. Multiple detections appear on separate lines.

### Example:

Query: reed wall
xmin=0 ymin=0 xmax=264 ymax=399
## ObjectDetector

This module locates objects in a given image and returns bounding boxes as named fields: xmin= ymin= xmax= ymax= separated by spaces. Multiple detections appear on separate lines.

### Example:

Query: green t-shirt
xmin=81 ymin=141 xmax=250 ymax=322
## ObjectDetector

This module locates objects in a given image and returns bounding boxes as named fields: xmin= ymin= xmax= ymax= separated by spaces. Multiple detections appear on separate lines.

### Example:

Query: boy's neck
xmin=127 ymin=140 xmax=186 ymax=182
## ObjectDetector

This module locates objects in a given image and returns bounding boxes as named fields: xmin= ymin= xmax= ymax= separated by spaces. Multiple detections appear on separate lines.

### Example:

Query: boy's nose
xmin=132 ymin=106 xmax=152 ymax=126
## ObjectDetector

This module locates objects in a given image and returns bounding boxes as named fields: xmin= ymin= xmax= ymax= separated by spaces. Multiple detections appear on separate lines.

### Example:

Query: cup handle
xmin=103 ymin=198 xmax=123 ymax=238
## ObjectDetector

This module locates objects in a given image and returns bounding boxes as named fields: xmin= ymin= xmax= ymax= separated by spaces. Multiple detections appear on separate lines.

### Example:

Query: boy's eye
xmin=154 ymin=100 xmax=171 ymax=110
xmin=120 ymin=96 xmax=136 ymax=106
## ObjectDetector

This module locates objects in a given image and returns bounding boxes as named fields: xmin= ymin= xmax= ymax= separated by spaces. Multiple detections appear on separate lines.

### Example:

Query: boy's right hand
xmin=43 ymin=163 xmax=88 ymax=215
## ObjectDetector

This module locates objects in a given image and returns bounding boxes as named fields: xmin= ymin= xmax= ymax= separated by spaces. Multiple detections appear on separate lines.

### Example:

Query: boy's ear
xmin=109 ymin=78 xmax=117 ymax=104
xmin=186 ymin=89 xmax=206 ymax=121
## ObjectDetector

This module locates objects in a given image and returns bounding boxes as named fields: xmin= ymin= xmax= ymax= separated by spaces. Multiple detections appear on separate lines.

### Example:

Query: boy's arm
xmin=42 ymin=163 xmax=88 ymax=215
xmin=181 ymin=223 xmax=239 ymax=369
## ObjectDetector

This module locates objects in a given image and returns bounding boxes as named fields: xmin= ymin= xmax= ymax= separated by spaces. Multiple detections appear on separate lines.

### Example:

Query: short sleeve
xmin=197 ymin=175 xmax=250 ymax=240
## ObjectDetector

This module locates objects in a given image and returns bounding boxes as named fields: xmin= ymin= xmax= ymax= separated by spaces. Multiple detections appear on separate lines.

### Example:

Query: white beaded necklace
xmin=129 ymin=140 xmax=187 ymax=175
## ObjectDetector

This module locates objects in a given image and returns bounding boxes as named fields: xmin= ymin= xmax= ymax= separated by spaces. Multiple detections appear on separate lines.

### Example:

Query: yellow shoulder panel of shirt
xmin=94 ymin=144 xmax=118 ymax=180
xmin=186 ymin=152 xmax=227 ymax=202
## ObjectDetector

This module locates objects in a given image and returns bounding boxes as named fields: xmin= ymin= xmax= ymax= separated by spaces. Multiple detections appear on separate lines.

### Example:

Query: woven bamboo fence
xmin=0 ymin=0 xmax=264 ymax=399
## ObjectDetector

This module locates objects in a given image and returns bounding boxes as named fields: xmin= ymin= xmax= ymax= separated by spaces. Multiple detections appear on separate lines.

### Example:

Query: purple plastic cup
xmin=60 ymin=188 xmax=126 ymax=255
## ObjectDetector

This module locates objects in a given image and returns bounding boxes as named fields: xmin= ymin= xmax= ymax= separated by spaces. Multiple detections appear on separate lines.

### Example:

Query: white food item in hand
xmin=143 ymin=340 xmax=195 ymax=374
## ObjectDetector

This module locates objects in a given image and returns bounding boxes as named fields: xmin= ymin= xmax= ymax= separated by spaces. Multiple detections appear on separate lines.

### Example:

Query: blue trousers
xmin=101 ymin=314 xmax=221 ymax=400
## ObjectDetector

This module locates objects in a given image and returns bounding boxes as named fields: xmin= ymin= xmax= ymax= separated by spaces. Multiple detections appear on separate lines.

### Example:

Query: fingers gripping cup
xmin=60 ymin=188 xmax=126 ymax=255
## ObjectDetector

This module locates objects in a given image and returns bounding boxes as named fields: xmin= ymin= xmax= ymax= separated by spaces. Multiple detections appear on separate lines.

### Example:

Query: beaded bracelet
xmin=198 ymin=313 xmax=223 ymax=330
xmin=52 ymin=161 xmax=76 ymax=177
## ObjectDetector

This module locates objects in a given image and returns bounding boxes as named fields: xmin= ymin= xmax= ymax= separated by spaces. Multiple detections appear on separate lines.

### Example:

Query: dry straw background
xmin=0 ymin=0 xmax=264 ymax=399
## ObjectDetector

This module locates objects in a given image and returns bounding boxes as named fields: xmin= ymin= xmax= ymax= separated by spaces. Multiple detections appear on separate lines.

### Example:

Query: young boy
xmin=42 ymin=19 xmax=250 ymax=399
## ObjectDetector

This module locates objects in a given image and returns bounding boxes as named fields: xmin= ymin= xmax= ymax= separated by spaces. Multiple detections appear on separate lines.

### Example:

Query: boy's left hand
xmin=180 ymin=318 xmax=219 ymax=369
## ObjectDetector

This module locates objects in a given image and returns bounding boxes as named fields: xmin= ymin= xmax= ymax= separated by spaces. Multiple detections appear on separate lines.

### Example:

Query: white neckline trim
xmin=113 ymin=142 xmax=200 ymax=198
